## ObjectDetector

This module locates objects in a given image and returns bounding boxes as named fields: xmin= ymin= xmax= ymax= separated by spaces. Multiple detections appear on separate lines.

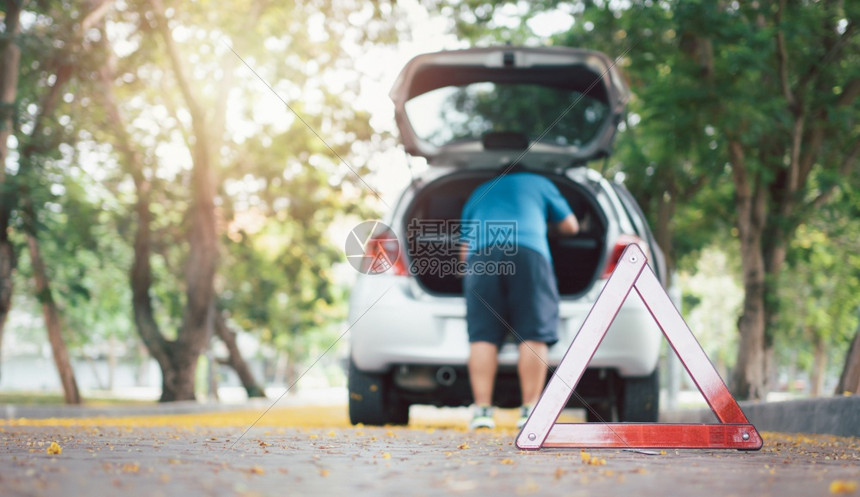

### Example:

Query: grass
xmin=0 ymin=391 xmax=156 ymax=407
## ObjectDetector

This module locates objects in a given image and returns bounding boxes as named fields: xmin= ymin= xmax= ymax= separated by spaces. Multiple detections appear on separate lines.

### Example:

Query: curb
xmin=0 ymin=400 xmax=264 ymax=420
xmin=660 ymin=395 xmax=860 ymax=438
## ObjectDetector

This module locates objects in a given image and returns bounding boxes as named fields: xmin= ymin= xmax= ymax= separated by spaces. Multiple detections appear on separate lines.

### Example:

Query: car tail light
xmin=363 ymin=231 xmax=408 ymax=276
xmin=601 ymin=234 xmax=649 ymax=278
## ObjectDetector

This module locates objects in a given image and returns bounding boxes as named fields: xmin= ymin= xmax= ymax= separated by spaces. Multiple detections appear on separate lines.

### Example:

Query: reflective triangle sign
xmin=516 ymin=244 xmax=762 ymax=451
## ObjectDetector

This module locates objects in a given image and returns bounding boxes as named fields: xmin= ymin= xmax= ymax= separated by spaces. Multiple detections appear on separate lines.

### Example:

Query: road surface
xmin=1 ymin=405 xmax=857 ymax=496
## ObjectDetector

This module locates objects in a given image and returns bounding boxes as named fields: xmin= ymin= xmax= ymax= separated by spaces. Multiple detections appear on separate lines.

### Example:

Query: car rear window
xmin=404 ymin=82 xmax=609 ymax=149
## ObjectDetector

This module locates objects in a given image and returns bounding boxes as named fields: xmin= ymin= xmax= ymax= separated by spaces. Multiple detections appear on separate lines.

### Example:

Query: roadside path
xmin=1 ymin=405 xmax=857 ymax=496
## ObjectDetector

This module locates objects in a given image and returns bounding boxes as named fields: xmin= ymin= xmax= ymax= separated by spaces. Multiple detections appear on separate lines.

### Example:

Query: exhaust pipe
xmin=436 ymin=366 xmax=457 ymax=387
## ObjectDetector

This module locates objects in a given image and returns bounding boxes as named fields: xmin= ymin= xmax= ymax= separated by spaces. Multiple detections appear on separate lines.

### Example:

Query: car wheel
xmin=617 ymin=369 xmax=659 ymax=422
xmin=348 ymin=358 xmax=410 ymax=426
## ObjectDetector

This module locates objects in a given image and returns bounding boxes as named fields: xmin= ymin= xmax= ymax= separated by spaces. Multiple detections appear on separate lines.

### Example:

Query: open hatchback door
xmin=390 ymin=46 xmax=630 ymax=169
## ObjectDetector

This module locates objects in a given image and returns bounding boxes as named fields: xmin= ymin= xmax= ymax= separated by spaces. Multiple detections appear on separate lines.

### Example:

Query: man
xmin=460 ymin=164 xmax=579 ymax=430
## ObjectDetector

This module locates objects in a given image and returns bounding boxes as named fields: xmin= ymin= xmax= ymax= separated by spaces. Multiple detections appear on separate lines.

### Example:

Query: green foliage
xmin=87 ymin=0 xmax=397 ymax=360
xmin=3 ymin=0 xmax=400 ymax=394
xmin=775 ymin=187 xmax=860 ymax=382
xmin=3 ymin=0 xmax=138 ymax=355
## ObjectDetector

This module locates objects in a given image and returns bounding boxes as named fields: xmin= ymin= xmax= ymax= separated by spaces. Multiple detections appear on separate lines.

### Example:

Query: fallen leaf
xmin=458 ymin=443 xmax=470 ymax=450
xmin=500 ymin=458 xmax=514 ymax=465
xmin=46 ymin=442 xmax=62 ymax=455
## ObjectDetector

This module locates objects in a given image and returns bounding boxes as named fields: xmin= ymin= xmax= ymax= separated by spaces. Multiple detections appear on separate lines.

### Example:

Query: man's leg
xmin=517 ymin=340 xmax=548 ymax=406
xmin=468 ymin=341 xmax=499 ymax=406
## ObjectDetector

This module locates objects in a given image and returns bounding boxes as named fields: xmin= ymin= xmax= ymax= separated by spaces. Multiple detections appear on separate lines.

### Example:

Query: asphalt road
xmin=1 ymin=407 xmax=858 ymax=497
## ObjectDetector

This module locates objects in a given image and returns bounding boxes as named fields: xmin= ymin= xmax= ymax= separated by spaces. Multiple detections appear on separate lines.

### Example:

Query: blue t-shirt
xmin=461 ymin=172 xmax=573 ymax=263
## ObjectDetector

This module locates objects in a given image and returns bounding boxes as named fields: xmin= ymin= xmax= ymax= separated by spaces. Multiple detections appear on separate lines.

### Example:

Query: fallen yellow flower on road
xmin=46 ymin=442 xmax=62 ymax=455
xmin=830 ymin=480 xmax=858 ymax=494
xmin=579 ymin=450 xmax=606 ymax=465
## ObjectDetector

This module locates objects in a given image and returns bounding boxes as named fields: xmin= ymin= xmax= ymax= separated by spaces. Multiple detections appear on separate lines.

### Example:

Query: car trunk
xmin=403 ymin=171 xmax=605 ymax=297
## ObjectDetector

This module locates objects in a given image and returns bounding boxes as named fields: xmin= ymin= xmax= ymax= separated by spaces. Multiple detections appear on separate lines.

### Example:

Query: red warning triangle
xmin=516 ymin=244 xmax=762 ymax=450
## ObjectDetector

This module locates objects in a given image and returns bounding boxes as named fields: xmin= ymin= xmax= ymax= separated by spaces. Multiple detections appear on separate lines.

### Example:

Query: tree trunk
xmin=214 ymin=311 xmax=266 ymax=398
xmin=26 ymin=234 xmax=81 ymax=404
xmin=135 ymin=343 xmax=150 ymax=387
xmin=97 ymin=0 xmax=269 ymax=401
xmin=0 ymin=241 xmax=13 ymax=378
xmin=728 ymin=141 xmax=768 ymax=400
xmin=836 ymin=321 xmax=860 ymax=395
xmin=205 ymin=345 xmax=219 ymax=401
xmin=96 ymin=46 xmax=206 ymax=402
xmin=809 ymin=331 xmax=827 ymax=397
xmin=107 ymin=334 xmax=117 ymax=391
xmin=3 ymin=0 xmax=111 ymax=402
xmin=0 ymin=0 xmax=23 ymax=383
xmin=285 ymin=348 xmax=300 ymax=395
xmin=654 ymin=187 xmax=676 ymax=276
xmin=159 ymin=346 xmax=199 ymax=402
xmin=16 ymin=60 xmax=78 ymax=404
xmin=146 ymin=0 xmax=222 ymax=402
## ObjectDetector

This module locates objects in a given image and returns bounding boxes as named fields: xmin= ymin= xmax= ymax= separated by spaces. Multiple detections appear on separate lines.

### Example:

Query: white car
xmin=347 ymin=46 xmax=669 ymax=425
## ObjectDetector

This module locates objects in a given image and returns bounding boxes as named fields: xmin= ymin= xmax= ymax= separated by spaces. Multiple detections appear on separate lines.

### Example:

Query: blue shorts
xmin=464 ymin=246 xmax=560 ymax=348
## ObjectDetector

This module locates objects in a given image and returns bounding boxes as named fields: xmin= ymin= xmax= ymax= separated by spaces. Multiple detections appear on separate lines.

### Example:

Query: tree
xmin=91 ymin=0 xmax=222 ymax=402
xmin=776 ymin=204 xmax=860 ymax=395
xmin=1 ymin=0 xmax=112 ymax=403
xmin=837 ymin=323 xmax=860 ymax=395
xmin=0 ymin=0 xmax=24 ymax=382
xmin=694 ymin=2 xmax=857 ymax=399
xmin=94 ymin=0 xmax=395 ymax=401
xmin=436 ymin=0 xmax=859 ymax=400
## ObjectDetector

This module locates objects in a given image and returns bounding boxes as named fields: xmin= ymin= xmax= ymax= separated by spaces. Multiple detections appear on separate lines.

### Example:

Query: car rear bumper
xmin=348 ymin=276 xmax=662 ymax=378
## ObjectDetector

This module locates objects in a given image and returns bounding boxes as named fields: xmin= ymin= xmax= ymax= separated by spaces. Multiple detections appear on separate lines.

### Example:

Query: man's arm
xmin=553 ymin=214 xmax=579 ymax=237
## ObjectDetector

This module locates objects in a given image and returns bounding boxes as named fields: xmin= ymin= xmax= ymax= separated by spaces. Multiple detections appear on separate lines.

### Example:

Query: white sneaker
xmin=516 ymin=405 xmax=533 ymax=429
xmin=470 ymin=405 xmax=496 ymax=430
